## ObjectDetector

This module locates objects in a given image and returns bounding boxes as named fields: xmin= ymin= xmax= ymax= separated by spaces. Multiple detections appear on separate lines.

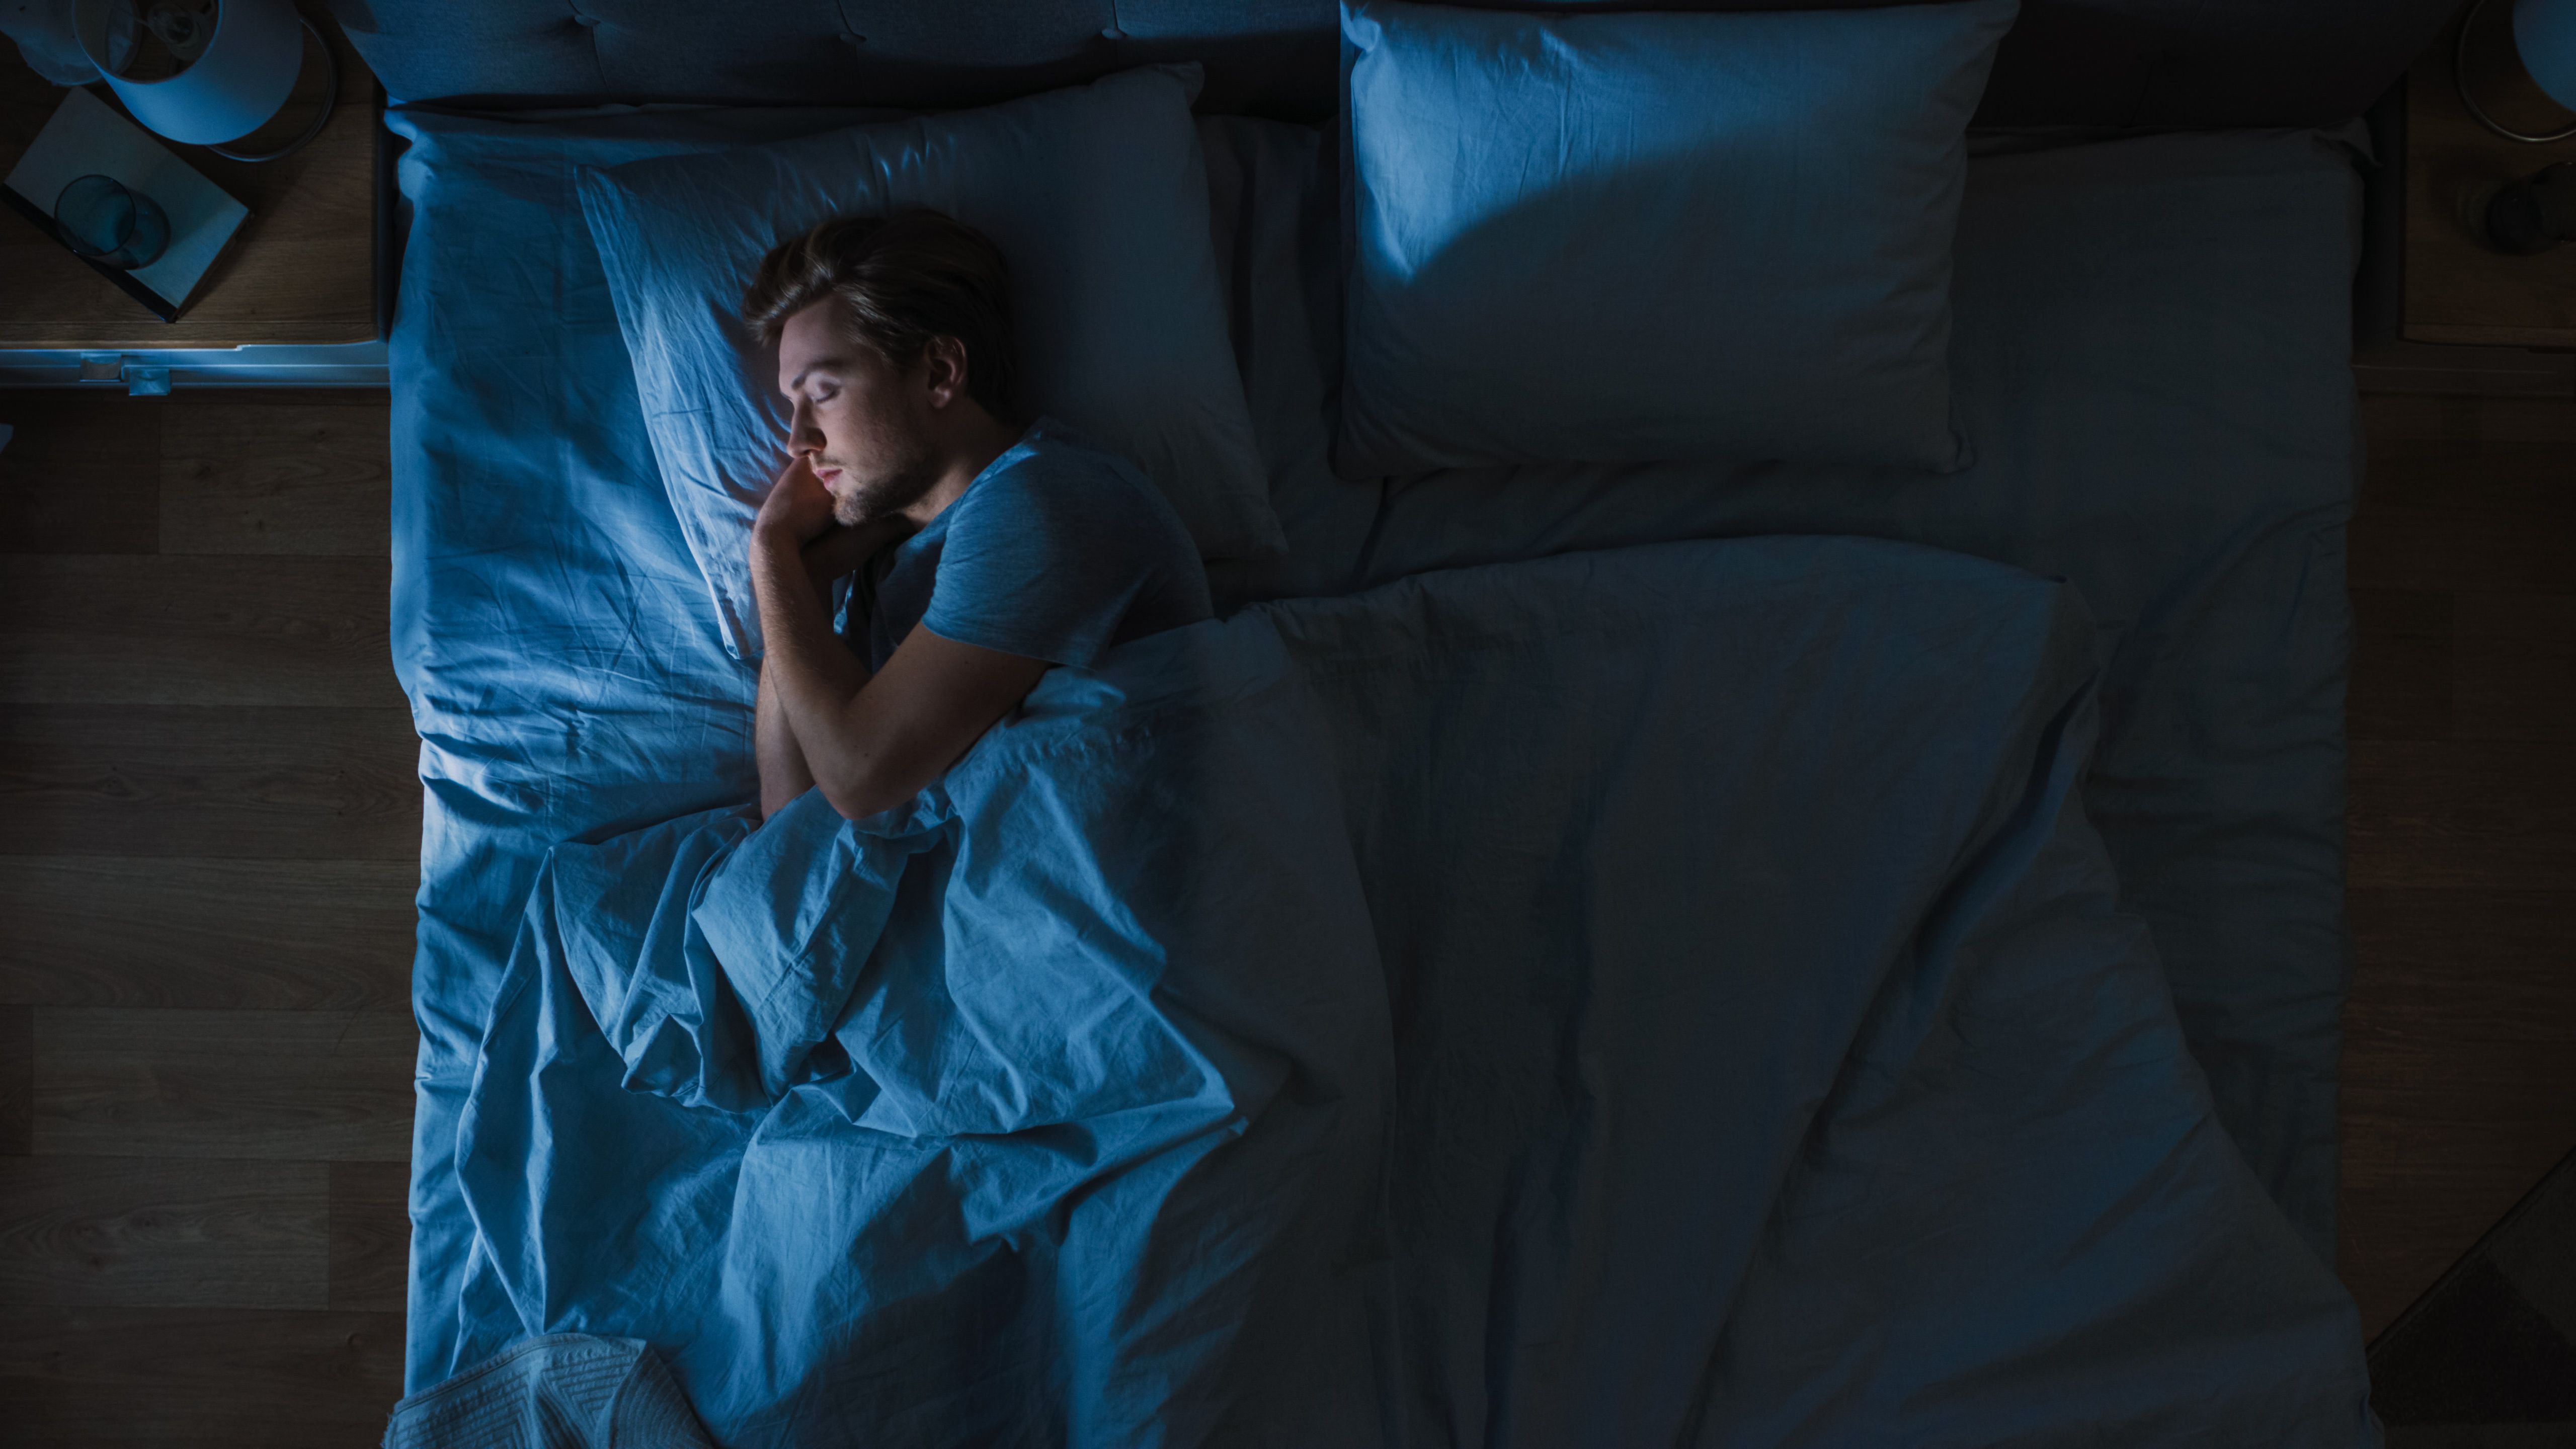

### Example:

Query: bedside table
xmin=2404 ymin=6 xmax=2576 ymax=347
xmin=0 ymin=0 xmax=384 ymax=362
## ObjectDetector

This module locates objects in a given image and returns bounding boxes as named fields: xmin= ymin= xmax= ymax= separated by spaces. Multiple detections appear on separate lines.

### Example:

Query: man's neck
xmin=897 ymin=410 xmax=1026 ymax=529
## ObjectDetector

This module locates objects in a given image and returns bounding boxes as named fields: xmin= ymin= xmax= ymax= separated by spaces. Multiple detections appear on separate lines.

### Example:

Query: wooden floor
xmin=2342 ymin=390 xmax=2576 ymax=1338
xmin=0 ymin=390 xmax=415 ymax=1443
xmin=0 ymin=381 xmax=2567 ymax=1432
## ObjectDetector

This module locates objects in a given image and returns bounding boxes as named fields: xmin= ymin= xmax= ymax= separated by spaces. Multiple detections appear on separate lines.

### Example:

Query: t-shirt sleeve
xmin=918 ymin=459 xmax=1159 ymax=669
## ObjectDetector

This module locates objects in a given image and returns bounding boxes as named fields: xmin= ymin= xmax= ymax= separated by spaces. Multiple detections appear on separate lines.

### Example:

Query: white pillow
xmin=577 ymin=63 xmax=1283 ymax=659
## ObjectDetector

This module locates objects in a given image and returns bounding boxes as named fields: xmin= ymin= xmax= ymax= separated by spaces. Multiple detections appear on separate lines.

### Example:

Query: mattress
xmin=388 ymin=102 xmax=2363 ymax=1419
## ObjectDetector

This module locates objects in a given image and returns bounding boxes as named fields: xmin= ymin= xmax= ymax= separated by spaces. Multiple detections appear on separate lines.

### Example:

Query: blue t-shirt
xmin=847 ymin=419 xmax=1213 ymax=674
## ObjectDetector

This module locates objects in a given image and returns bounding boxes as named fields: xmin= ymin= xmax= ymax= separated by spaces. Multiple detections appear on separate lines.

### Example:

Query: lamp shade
xmin=2517 ymin=0 xmax=2576 ymax=113
xmin=72 ymin=0 xmax=300 ymax=145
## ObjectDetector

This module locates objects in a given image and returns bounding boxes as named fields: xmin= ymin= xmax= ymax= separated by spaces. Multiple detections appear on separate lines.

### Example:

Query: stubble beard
xmin=826 ymin=440 xmax=941 ymax=528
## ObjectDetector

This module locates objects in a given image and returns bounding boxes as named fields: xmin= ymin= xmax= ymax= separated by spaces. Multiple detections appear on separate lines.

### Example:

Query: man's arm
xmin=751 ymin=464 xmax=1048 ymax=822
xmin=754 ymin=659 xmax=818 ymax=819
xmin=754 ymin=523 xmax=901 ymax=819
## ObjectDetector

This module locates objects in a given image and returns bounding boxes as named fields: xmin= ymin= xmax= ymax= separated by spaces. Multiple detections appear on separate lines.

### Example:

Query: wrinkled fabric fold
xmin=454 ymin=611 xmax=1392 ymax=1444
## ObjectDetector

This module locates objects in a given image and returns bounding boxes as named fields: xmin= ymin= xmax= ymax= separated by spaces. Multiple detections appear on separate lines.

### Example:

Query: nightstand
xmin=0 ymin=0 xmax=387 ymax=383
xmin=2403 ymin=6 xmax=2576 ymax=347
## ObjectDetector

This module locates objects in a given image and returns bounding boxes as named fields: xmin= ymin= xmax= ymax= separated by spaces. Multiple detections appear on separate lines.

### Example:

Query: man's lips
xmin=815 ymin=466 xmax=843 ymax=484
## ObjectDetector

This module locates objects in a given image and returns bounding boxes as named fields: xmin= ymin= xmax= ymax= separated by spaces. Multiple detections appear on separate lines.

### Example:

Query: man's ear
xmin=922 ymin=336 xmax=971 ymax=409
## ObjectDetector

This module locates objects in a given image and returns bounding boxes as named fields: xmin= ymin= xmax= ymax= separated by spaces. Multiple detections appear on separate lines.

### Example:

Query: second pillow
xmin=1337 ymin=0 xmax=2018 ymax=479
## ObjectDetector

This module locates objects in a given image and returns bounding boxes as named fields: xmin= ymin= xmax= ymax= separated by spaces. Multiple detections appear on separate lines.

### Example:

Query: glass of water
xmin=54 ymin=174 xmax=170 ymax=269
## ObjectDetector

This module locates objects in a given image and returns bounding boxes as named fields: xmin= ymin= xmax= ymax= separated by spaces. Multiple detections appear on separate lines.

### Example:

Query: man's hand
xmin=753 ymin=454 xmax=840 ymax=548
xmin=756 ymin=456 xmax=914 ymax=594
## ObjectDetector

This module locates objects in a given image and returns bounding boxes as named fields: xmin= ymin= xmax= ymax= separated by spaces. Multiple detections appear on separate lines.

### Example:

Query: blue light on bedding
xmin=390 ymin=103 xmax=2371 ymax=1441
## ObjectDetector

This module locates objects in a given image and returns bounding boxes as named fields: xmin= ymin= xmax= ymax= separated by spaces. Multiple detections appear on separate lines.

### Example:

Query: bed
xmin=344 ymin=1 xmax=2443 ymax=1441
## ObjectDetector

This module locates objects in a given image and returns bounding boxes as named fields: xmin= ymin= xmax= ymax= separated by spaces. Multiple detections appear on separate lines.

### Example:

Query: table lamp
xmin=69 ymin=0 xmax=337 ymax=162
xmin=2519 ymin=0 xmax=2576 ymax=111
xmin=2460 ymin=0 xmax=2576 ymax=142
xmin=2452 ymin=0 xmax=2576 ymax=252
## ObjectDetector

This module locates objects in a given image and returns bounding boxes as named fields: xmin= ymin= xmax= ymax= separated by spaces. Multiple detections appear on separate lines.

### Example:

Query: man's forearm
xmin=753 ymin=541 xmax=877 ymax=819
xmin=751 ymin=525 xmax=877 ymax=808
xmin=754 ymin=658 xmax=817 ymax=820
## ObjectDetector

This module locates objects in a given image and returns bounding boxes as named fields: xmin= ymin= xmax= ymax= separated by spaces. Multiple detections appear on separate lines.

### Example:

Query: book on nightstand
xmin=1 ymin=85 xmax=250 ymax=323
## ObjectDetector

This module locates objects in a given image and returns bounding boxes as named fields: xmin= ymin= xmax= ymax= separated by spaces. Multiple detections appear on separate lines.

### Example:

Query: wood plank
xmin=160 ymin=393 xmax=392 ymax=557
xmin=0 ymin=1156 xmax=328 ymax=1308
xmin=2349 ymin=588 xmax=2453 ymax=743
xmin=0 ymin=555 xmax=399 ymax=707
xmin=2350 ymin=510 xmax=2570 ymax=596
xmin=2454 ymin=589 xmax=2576 ymax=640
xmin=2452 ymin=592 xmax=2576 ymax=745
xmin=0 ymin=705 xmax=420 ymax=860
xmin=0 ymin=1306 xmax=403 ymax=1448
xmin=0 ymin=3 xmax=377 ymax=348
xmin=2404 ymin=321 xmax=2576 ymax=348
xmin=2362 ymin=438 xmax=2575 ymax=498
xmin=2349 ymin=740 xmax=2576 ymax=892
xmin=329 ymin=1161 xmax=409 ymax=1313
xmin=2351 ymin=445 xmax=2576 ymax=595
xmin=2351 ymin=888 xmax=2576 ymax=1035
xmin=2353 ymin=340 xmax=2576 ymax=400
xmin=0 ymin=1005 xmax=27 ymax=1156
xmin=0 ymin=857 xmax=414 ymax=1011
xmin=33 ymin=1009 xmax=414 ymax=1162
xmin=2359 ymin=393 xmax=2576 ymax=445
xmin=0 ymin=391 xmax=160 ymax=554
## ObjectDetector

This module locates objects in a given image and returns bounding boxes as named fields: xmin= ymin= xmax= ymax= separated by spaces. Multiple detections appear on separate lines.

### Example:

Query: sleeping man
xmin=741 ymin=209 xmax=1214 ymax=823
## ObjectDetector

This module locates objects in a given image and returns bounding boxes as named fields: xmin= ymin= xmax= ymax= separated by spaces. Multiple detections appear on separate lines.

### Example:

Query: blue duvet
xmin=444 ymin=537 xmax=2367 ymax=1443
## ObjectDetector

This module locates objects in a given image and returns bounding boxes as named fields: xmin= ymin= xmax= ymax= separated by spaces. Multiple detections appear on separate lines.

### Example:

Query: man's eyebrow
xmin=785 ymin=356 xmax=856 ymax=392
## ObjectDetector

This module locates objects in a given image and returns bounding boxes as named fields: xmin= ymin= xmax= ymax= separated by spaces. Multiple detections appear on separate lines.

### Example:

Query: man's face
xmin=776 ymin=301 xmax=940 ymax=526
